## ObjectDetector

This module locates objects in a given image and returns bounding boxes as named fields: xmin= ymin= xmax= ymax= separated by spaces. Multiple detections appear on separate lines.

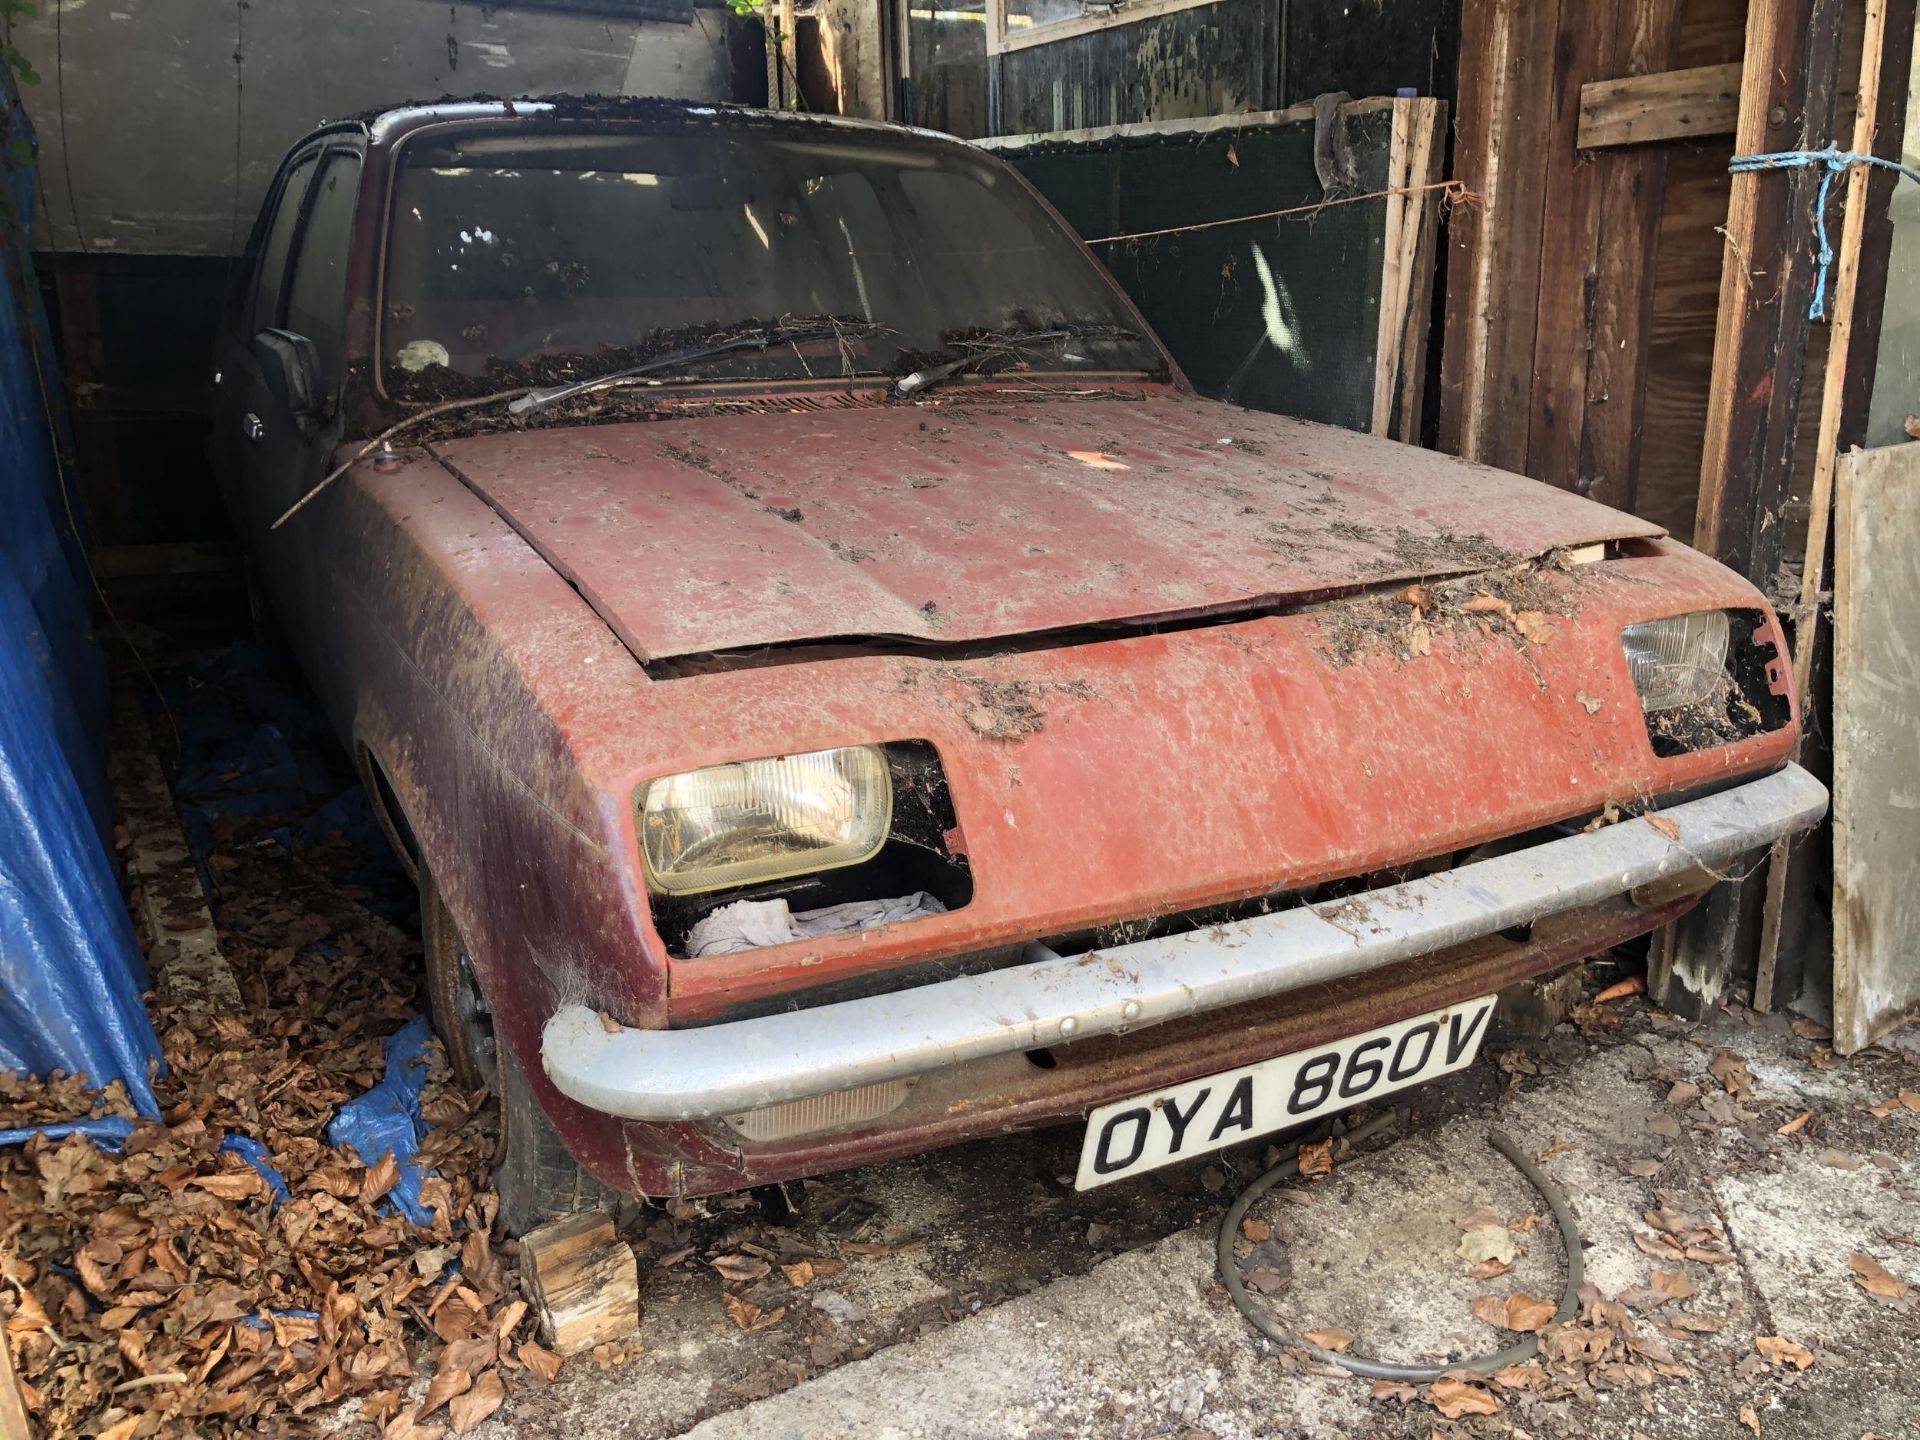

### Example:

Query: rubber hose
xmin=1216 ymin=1122 xmax=1584 ymax=1381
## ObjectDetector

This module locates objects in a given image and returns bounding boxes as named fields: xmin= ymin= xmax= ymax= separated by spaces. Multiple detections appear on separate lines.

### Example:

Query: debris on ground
xmin=0 ymin=657 xmax=549 ymax=1439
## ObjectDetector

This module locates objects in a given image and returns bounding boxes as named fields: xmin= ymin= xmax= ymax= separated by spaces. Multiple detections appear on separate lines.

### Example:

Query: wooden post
xmin=1753 ymin=0 xmax=1910 ymax=1012
xmin=518 ymin=1211 xmax=641 ymax=1358
xmin=1652 ymin=0 xmax=1844 ymax=1017
xmin=1691 ymin=0 xmax=1846 ymax=588
xmin=1439 ymin=0 xmax=1565 ymax=472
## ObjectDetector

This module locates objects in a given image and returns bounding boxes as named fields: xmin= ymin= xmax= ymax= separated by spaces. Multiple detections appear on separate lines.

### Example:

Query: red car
xmin=212 ymin=98 xmax=1825 ymax=1230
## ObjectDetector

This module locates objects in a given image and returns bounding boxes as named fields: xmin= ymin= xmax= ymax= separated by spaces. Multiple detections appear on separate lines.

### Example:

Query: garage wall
xmin=8 ymin=0 xmax=736 ymax=257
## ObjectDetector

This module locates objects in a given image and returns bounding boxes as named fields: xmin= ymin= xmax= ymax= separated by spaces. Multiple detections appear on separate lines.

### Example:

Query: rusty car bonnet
xmin=428 ymin=392 xmax=1665 ymax=665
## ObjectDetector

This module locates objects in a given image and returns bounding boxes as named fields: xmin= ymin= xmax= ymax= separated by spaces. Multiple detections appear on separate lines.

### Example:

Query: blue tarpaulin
xmin=0 ymin=70 xmax=162 ymax=1115
xmin=328 ymin=1015 xmax=437 ymax=1226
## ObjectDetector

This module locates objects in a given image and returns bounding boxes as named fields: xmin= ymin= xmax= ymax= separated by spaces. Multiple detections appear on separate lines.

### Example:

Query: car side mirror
xmin=251 ymin=329 xmax=323 ymax=418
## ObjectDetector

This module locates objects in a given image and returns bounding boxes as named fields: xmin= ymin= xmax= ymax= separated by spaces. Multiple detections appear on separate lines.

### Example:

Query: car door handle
xmin=242 ymin=412 xmax=265 ymax=443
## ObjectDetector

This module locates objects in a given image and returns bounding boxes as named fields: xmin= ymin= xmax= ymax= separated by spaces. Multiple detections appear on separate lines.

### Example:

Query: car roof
xmin=305 ymin=95 xmax=963 ymax=153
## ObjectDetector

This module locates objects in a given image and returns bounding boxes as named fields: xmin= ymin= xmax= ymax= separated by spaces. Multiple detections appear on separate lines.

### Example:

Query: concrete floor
xmin=450 ymin=996 xmax=1920 ymax=1440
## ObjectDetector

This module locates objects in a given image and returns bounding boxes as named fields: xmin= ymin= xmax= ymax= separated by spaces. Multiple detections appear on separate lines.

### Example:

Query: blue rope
xmin=1728 ymin=146 xmax=1920 ymax=319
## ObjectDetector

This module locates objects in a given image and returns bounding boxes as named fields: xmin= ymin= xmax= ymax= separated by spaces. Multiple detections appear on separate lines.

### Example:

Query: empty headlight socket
xmin=652 ymin=739 xmax=973 ymax=958
xmin=1642 ymin=609 xmax=1792 ymax=759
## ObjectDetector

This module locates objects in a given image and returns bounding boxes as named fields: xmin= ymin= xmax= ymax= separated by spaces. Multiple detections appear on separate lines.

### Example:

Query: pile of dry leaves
xmin=0 ymin=834 xmax=559 ymax=1438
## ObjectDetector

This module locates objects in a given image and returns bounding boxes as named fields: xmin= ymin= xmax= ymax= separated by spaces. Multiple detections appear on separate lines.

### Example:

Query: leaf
xmin=1241 ymin=1218 xmax=1272 ymax=1243
xmin=1297 ymin=1139 xmax=1333 ymax=1178
xmin=1470 ymin=1294 xmax=1508 ymax=1326
xmin=1709 ymin=1050 xmax=1753 ymax=1101
xmin=1756 ymin=1335 xmax=1815 ymax=1370
xmin=188 ymin=1171 xmax=267 ymax=1201
xmin=419 ymin=1366 xmax=472 ymax=1419
xmin=1454 ymin=1207 xmax=1504 ymax=1230
xmin=1505 ymin=1293 xmax=1558 ymax=1332
xmin=712 ymin=1254 xmax=772 ymax=1283
xmin=449 ymin=1370 xmax=504 ymax=1433
xmin=1457 ymin=1224 xmax=1517 ymax=1265
xmin=1427 ymin=1378 xmax=1501 ymax=1418
xmin=723 ymin=1294 xmax=762 ymax=1329
xmin=781 ymin=1260 xmax=815 ymax=1287
xmin=1513 ymin=610 xmax=1554 ymax=644
xmin=360 ymin=1151 xmax=403 ymax=1208
xmin=1649 ymin=1268 xmax=1695 ymax=1302
xmin=1776 ymin=1110 xmax=1812 ymax=1135
xmin=1633 ymin=1231 xmax=1686 ymax=1261
xmin=1492 ymin=1362 xmax=1545 ymax=1389
xmin=1595 ymin=975 xmax=1647 ymax=1004
xmin=1371 ymin=1379 xmax=1417 ymax=1402
xmin=1225 ymin=143 xmax=1240 ymax=168
xmin=1646 ymin=813 xmax=1681 ymax=841
xmin=1304 ymin=1327 xmax=1353 ymax=1352
xmin=597 ymin=1010 xmax=621 ymax=1034
xmin=1849 ymin=1252 xmax=1910 ymax=1301
xmin=1469 ymin=1258 xmax=1513 ymax=1280
xmin=519 ymin=1340 xmax=564 ymax=1382
xmin=1868 ymin=1097 xmax=1904 ymax=1119
xmin=1739 ymin=1403 xmax=1761 ymax=1435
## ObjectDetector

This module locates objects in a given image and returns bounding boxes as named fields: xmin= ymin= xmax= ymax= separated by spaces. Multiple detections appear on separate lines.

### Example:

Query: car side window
xmin=283 ymin=150 xmax=363 ymax=385
xmin=249 ymin=154 xmax=318 ymax=336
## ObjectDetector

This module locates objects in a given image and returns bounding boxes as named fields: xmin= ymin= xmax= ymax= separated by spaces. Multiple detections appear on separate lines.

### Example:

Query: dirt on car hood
xmin=431 ymin=392 xmax=1664 ymax=662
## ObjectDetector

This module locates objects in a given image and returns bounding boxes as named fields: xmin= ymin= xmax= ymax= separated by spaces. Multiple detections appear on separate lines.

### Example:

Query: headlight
xmin=639 ymin=746 xmax=893 ymax=895
xmin=1621 ymin=611 xmax=1731 ymax=711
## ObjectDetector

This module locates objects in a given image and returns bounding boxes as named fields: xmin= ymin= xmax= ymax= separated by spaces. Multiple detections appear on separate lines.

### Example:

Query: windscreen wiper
xmin=508 ymin=320 xmax=867 ymax=417
xmin=890 ymin=324 xmax=1138 ymax=400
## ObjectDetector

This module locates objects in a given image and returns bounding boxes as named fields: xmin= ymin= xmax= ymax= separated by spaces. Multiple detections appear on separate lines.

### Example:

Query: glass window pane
xmin=285 ymin=152 xmax=362 ymax=379
xmin=250 ymin=155 xmax=317 ymax=335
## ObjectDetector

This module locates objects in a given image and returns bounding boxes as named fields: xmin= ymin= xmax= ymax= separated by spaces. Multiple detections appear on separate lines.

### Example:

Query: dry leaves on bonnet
xmin=0 ymin=836 xmax=552 ymax=1438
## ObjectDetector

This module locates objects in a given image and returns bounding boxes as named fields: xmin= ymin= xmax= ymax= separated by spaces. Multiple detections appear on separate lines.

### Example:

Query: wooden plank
xmin=1577 ymin=61 xmax=1741 ymax=148
xmin=986 ymin=0 xmax=1226 ymax=55
xmin=1581 ymin=0 xmax=1685 ymax=513
xmin=1755 ymin=0 xmax=1898 ymax=1012
xmin=518 ymin=1210 xmax=642 ymax=1357
xmin=1830 ymin=444 xmax=1920 ymax=1053
xmin=1438 ymin=0 xmax=1566 ymax=471
xmin=1371 ymin=98 xmax=1446 ymax=442
xmin=107 ymin=683 xmax=241 ymax=1012
xmin=1691 ymin=0 xmax=1846 ymax=587
xmin=1526 ymin=0 xmax=1625 ymax=492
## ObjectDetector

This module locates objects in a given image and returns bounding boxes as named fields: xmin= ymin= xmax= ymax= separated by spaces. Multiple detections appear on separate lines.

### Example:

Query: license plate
xmin=1073 ymin=994 xmax=1497 ymax=1189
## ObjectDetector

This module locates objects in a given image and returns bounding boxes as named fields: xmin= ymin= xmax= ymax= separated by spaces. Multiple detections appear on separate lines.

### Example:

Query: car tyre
xmin=421 ymin=865 xmax=621 ymax=1234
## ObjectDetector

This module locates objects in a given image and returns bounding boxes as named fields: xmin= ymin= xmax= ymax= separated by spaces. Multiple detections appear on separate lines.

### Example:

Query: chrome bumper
xmin=543 ymin=764 xmax=1827 ymax=1122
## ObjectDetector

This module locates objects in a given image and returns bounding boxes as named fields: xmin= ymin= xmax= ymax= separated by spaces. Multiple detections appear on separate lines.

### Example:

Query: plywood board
xmin=1832 ymin=442 xmax=1920 ymax=1053
xmin=986 ymin=98 xmax=1445 ymax=438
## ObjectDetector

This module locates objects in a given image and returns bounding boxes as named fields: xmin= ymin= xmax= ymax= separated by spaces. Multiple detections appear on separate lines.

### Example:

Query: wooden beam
xmin=518 ymin=1211 xmax=641 ymax=1358
xmin=1581 ymin=0 xmax=1685 ymax=512
xmin=1692 ymin=0 xmax=1845 ymax=590
xmin=107 ymin=683 xmax=240 ymax=1011
xmin=1439 ymin=0 xmax=1566 ymax=471
xmin=1526 ymin=0 xmax=1627 ymax=493
xmin=1577 ymin=61 xmax=1740 ymax=148
xmin=1754 ymin=0 xmax=1900 ymax=1013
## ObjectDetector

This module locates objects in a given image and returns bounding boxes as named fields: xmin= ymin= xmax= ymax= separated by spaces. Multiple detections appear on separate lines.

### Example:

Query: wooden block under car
xmin=517 ymin=1210 xmax=641 ymax=1356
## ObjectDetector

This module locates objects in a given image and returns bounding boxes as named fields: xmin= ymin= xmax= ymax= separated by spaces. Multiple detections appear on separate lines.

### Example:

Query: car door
xmin=226 ymin=145 xmax=364 ymax=691
xmin=211 ymin=150 xmax=317 ymax=527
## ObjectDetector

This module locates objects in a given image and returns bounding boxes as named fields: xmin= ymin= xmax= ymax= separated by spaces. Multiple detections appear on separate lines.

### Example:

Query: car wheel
xmin=420 ymin=865 xmax=620 ymax=1234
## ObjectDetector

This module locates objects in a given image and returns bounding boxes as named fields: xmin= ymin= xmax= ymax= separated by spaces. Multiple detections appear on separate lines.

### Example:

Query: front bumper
xmin=543 ymin=763 xmax=1827 ymax=1122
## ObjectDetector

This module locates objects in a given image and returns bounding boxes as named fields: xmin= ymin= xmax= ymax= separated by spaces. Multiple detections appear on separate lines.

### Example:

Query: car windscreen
xmin=379 ymin=124 xmax=1165 ymax=395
